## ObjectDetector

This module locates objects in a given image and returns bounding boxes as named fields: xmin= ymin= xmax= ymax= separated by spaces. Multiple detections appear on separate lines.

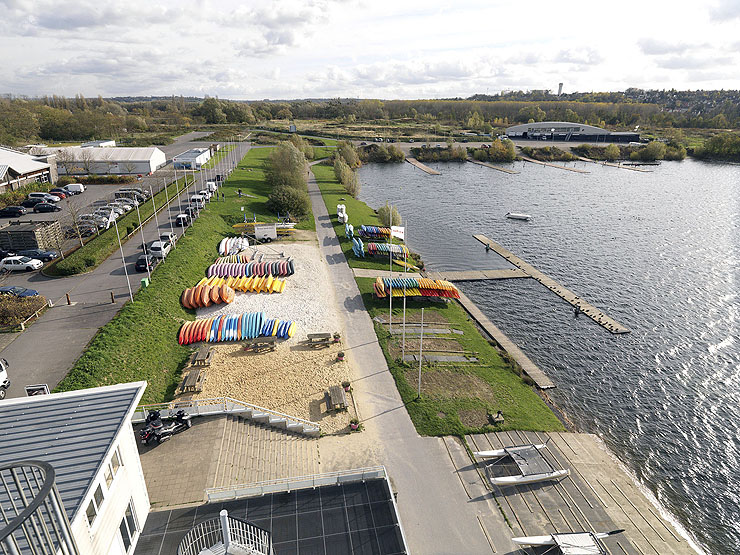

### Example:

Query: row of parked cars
xmin=74 ymin=187 xmax=152 ymax=235
xmin=0 ymin=184 xmax=86 ymax=218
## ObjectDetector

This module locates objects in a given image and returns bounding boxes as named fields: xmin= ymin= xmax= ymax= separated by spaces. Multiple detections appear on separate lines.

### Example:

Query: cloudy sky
xmin=2 ymin=0 xmax=740 ymax=99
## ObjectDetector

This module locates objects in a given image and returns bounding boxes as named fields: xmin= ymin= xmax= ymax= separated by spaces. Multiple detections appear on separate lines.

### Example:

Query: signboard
xmin=25 ymin=384 xmax=50 ymax=396
xmin=391 ymin=226 xmax=405 ymax=241
xmin=253 ymin=224 xmax=277 ymax=241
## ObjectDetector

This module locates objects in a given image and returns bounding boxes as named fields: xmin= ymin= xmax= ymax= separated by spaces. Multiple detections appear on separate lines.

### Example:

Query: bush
xmin=267 ymin=185 xmax=311 ymax=219
xmin=336 ymin=141 xmax=361 ymax=168
xmin=377 ymin=201 xmax=401 ymax=227
xmin=411 ymin=145 xmax=468 ymax=162
xmin=519 ymin=146 xmax=576 ymax=162
xmin=265 ymin=142 xmax=307 ymax=191
xmin=288 ymin=134 xmax=314 ymax=160
xmin=0 ymin=295 xmax=47 ymax=328
xmin=0 ymin=180 xmax=54 ymax=209
xmin=52 ymin=257 xmax=89 ymax=276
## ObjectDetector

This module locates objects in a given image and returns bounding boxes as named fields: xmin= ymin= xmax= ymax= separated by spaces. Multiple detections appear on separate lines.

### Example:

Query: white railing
xmin=131 ymin=396 xmax=320 ymax=436
xmin=177 ymin=511 xmax=272 ymax=555
xmin=206 ymin=466 xmax=387 ymax=502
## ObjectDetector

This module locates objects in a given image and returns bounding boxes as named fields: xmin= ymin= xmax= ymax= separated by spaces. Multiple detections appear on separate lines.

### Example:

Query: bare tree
xmin=55 ymin=148 xmax=75 ymax=175
xmin=79 ymin=148 xmax=96 ymax=174
xmin=122 ymin=160 xmax=138 ymax=175
xmin=64 ymin=198 xmax=85 ymax=247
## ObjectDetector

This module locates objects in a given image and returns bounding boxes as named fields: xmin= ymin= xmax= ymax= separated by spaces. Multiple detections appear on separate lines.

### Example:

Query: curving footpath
xmin=307 ymin=163 xmax=516 ymax=554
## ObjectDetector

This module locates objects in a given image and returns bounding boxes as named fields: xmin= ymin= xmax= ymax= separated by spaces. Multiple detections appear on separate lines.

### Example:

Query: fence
xmin=177 ymin=510 xmax=273 ymax=555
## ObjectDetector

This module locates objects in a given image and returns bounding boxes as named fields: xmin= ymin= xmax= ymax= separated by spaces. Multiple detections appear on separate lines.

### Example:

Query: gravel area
xmin=196 ymin=242 xmax=342 ymax=341
xmin=194 ymin=342 xmax=355 ymax=433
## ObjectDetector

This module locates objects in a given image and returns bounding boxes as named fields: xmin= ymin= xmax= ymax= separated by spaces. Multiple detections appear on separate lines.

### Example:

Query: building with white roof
xmin=173 ymin=148 xmax=211 ymax=170
xmin=33 ymin=146 xmax=166 ymax=175
xmin=82 ymin=139 xmax=116 ymax=148
xmin=0 ymin=146 xmax=54 ymax=193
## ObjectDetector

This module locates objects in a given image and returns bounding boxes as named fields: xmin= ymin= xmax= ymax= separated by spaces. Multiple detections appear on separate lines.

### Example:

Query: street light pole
xmin=113 ymin=219 xmax=134 ymax=302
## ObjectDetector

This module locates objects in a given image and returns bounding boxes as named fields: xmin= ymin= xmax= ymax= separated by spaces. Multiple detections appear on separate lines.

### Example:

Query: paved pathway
xmin=0 ymin=142 xmax=251 ymax=398
xmin=307 ymin=169 xmax=515 ymax=554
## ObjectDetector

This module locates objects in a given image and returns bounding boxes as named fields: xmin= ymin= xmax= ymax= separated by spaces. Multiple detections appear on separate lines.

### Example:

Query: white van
xmin=63 ymin=183 xmax=85 ymax=194
xmin=206 ymin=181 xmax=218 ymax=193
xmin=149 ymin=241 xmax=171 ymax=259
xmin=190 ymin=194 xmax=205 ymax=209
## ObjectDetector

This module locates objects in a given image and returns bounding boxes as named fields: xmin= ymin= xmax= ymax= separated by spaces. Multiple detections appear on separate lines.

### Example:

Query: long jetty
xmin=576 ymin=155 xmax=652 ymax=173
xmin=519 ymin=154 xmax=590 ymax=174
xmin=466 ymin=158 xmax=519 ymax=174
xmin=425 ymin=269 xmax=529 ymax=281
xmin=405 ymin=157 xmax=441 ymax=175
xmin=472 ymin=234 xmax=630 ymax=334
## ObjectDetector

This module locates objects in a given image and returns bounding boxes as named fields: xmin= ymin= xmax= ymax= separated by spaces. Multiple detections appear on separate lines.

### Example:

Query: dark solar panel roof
xmin=0 ymin=382 xmax=146 ymax=521
xmin=135 ymin=479 xmax=407 ymax=555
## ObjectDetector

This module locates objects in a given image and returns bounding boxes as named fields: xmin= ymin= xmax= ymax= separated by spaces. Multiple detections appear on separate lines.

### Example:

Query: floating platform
xmin=576 ymin=156 xmax=652 ymax=173
xmin=425 ymin=269 xmax=529 ymax=281
xmin=519 ymin=155 xmax=590 ymax=173
xmin=466 ymin=158 xmax=519 ymax=174
xmin=405 ymin=157 xmax=441 ymax=175
xmin=472 ymin=235 xmax=630 ymax=334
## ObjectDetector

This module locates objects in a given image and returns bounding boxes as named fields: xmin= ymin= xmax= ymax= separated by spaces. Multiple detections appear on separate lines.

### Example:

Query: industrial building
xmin=505 ymin=121 xmax=640 ymax=143
xmin=82 ymin=139 xmax=116 ymax=148
xmin=173 ymin=147 xmax=211 ymax=170
xmin=0 ymin=146 xmax=55 ymax=193
xmin=32 ymin=146 xmax=166 ymax=175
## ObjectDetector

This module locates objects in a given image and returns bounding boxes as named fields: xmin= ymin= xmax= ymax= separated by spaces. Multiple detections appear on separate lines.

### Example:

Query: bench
xmin=325 ymin=385 xmax=347 ymax=412
xmin=192 ymin=345 xmax=213 ymax=366
xmin=307 ymin=332 xmax=332 ymax=349
xmin=179 ymin=367 xmax=206 ymax=394
xmin=243 ymin=336 xmax=277 ymax=353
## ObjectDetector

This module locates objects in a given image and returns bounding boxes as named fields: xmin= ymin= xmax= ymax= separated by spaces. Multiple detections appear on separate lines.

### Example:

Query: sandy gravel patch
xmin=196 ymin=242 xmax=341 ymax=341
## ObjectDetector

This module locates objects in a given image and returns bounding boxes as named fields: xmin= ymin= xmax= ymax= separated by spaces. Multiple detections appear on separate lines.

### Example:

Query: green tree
xmin=604 ymin=144 xmax=620 ymax=161
xmin=265 ymin=142 xmax=307 ymax=190
xmin=378 ymin=201 xmax=401 ymax=227
xmin=195 ymin=98 xmax=227 ymax=124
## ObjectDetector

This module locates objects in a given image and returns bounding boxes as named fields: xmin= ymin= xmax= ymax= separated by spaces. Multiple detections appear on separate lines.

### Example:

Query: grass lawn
xmin=311 ymin=164 xmax=409 ymax=270
xmin=355 ymin=278 xmax=564 ymax=435
xmin=55 ymin=147 xmax=311 ymax=403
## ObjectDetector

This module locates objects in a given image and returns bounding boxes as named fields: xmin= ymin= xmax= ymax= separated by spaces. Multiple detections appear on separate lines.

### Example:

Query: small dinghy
xmin=513 ymin=530 xmax=624 ymax=553
xmin=480 ymin=443 xmax=570 ymax=486
xmin=506 ymin=212 xmax=532 ymax=221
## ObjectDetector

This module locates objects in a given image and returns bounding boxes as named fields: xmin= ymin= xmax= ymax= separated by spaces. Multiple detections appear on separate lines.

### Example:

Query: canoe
xmin=202 ymin=285 xmax=212 ymax=307
xmin=210 ymin=285 xmax=221 ymax=304
xmin=474 ymin=444 xmax=547 ymax=459
xmin=489 ymin=469 xmax=569 ymax=486
xmin=505 ymin=212 xmax=532 ymax=221
xmin=512 ymin=529 xmax=624 ymax=547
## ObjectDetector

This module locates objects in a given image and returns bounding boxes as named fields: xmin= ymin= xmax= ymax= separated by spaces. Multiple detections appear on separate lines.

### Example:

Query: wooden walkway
xmin=426 ymin=269 xmax=529 ymax=281
xmin=405 ymin=157 xmax=441 ymax=175
xmin=455 ymin=288 xmax=555 ymax=389
xmin=473 ymin=234 xmax=630 ymax=334
xmin=466 ymin=158 xmax=519 ymax=174
xmin=519 ymin=154 xmax=591 ymax=173
xmin=353 ymin=268 xmax=422 ymax=279
xmin=576 ymin=156 xmax=653 ymax=173
xmin=462 ymin=431 xmax=694 ymax=555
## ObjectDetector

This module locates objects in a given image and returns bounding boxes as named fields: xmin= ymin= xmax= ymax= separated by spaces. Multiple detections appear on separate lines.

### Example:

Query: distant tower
xmin=557 ymin=83 xmax=563 ymax=96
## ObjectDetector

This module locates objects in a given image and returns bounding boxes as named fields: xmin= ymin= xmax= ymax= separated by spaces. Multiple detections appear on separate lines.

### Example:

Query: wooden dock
xmin=405 ymin=157 xmax=441 ymax=175
xmin=519 ymin=154 xmax=590 ymax=174
xmin=425 ymin=269 xmax=529 ymax=281
xmin=473 ymin=234 xmax=630 ymax=334
xmin=461 ymin=431 xmax=694 ymax=555
xmin=455 ymin=289 xmax=555 ymax=389
xmin=576 ymin=156 xmax=652 ymax=173
xmin=353 ymin=268 xmax=422 ymax=279
xmin=466 ymin=158 xmax=519 ymax=174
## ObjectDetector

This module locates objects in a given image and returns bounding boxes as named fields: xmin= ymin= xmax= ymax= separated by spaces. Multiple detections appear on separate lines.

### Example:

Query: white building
xmin=173 ymin=148 xmax=211 ymax=170
xmin=33 ymin=146 xmax=166 ymax=175
xmin=0 ymin=382 xmax=150 ymax=555
xmin=0 ymin=146 xmax=54 ymax=193
xmin=82 ymin=139 xmax=116 ymax=148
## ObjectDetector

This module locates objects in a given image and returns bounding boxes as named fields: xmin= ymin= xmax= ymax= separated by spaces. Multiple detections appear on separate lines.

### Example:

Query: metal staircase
xmin=177 ymin=510 xmax=272 ymax=555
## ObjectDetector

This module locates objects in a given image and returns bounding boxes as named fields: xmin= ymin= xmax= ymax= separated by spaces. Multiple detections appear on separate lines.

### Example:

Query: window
xmin=86 ymin=485 xmax=105 ymax=526
xmin=105 ymin=447 xmax=122 ymax=488
xmin=118 ymin=500 xmax=138 ymax=553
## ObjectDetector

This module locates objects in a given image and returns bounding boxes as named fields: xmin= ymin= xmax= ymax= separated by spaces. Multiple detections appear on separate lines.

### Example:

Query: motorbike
xmin=139 ymin=409 xmax=192 ymax=445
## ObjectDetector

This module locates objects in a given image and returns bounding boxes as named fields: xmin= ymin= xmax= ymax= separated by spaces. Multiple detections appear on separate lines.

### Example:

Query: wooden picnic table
xmin=326 ymin=385 xmax=347 ymax=411
xmin=307 ymin=332 xmax=333 ymax=349
xmin=180 ymin=366 xmax=205 ymax=393
xmin=244 ymin=336 xmax=277 ymax=353
xmin=192 ymin=345 xmax=213 ymax=366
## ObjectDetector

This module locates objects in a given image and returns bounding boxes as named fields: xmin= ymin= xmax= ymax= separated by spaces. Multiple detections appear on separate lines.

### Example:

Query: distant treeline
xmin=692 ymin=133 xmax=740 ymax=162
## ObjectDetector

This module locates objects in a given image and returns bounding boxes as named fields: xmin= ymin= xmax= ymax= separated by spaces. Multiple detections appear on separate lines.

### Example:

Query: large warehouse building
xmin=0 ymin=146 xmax=56 ymax=193
xmin=505 ymin=121 xmax=640 ymax=143
xmin=32 ymin=146 xmax=166 ymax=175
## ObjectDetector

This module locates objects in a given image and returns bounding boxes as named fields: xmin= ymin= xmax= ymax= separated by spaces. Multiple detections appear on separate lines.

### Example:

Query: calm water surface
xmin=358 ymin=158 xmax=739 ymax=554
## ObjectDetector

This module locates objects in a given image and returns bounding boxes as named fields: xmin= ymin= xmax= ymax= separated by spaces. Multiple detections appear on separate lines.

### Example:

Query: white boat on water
xmin=513 ymin=529 xmax=624 ymax=550
xmin=506 ymin=212 xmax=532 ymax=221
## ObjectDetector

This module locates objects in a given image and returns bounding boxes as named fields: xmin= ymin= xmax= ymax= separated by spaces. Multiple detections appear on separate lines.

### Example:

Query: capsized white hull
xmin=506 ymin=212 xmax=532 ymax=221
xmin=474 ymin=443 xmax=546 ymax=459
xmin=489 ymin=468 xmax=569 ymax=486
xmin=512 ymin=530 xmax=621 ymax=546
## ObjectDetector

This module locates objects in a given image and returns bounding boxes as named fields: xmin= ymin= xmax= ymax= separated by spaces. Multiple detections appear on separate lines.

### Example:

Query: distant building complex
xmin=173 ymin=148 xmax=212 ymax=170
xmin=32 ymin=146 xmax=166 ymax=175
xmin=505 ymin=121 xmax=639 ymax=143
xmin=0 ymin=146 xmax=56 ymax=192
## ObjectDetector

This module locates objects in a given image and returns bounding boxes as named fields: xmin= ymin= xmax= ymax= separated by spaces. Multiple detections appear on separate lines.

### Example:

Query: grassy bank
xmin=55 ymin=147 xmax=308 ymax=402
xmin=311 ymin=164 xmax=408 ymax=270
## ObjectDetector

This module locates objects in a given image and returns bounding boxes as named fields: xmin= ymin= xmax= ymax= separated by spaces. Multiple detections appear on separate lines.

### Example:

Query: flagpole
xmin=417 ymin=307 xmax=424 ymax=399
xmin=114 ymin=219 xmax=134 ymax=302
xmin=388 ymin=225 xmax=392 ymax=334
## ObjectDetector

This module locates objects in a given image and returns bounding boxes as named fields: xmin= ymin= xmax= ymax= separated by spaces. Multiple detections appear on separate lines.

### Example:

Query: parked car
xmin=0 ymin=358 xmax=9 ymax=400
xmin=175 ymin=213 xmax=191 ymax=227
xmin=159 ymin=232 xmax=177 ymax=248
xmin=116 ymin=197 xmax=139 ymax=209
xmin=63 ymin=183 xmax=85 ymax=194
xmin=198 ymin=189 xmax=212 ymax=200
xmin=0 ymin=249 xmax=15 ymax=259
xmin=20 ymin=198 xmax=43 ymax=208
xmin=103 ymin=204 xmax=126 ymax=217
xmin=0 ymin=256 xmax=43 ymax=272
xmin=190 ymin=194 xmax=205 ymax=209
xmin=33 ymin=202 xmax=61 ymax=213
xmin=78 ymin=214 xmax=109 ymax=229
xmin=28 ymin=192 xmax=60 ymax=203
xmin=135 ymin=254 xmax=157 ymax=272
xmin=0 ymin=285 xmax=39 ymax=297
xmin=185 ymin=205 xmax=199 ymax=217
xmin=49 ymin=188 xmax=68 ymax=199
xmin=0 ymin=206 xmax=27 ymax=217
xmin=108 ymin=201 xmax=132 ymax=213
xmin=17 ymin=249 xmax=58 ymax=262
xmin=148 ymin=240 xmax=171 ymax=259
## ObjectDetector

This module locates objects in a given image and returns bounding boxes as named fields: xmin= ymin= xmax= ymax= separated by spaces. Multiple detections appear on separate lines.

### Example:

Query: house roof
xmin=32 ymin=146 xmax=164 ymax=163
xmin=0 ymin=146 xmax=50 ymax=176
xmin=0 ymin=382 xmax=147 ymax=521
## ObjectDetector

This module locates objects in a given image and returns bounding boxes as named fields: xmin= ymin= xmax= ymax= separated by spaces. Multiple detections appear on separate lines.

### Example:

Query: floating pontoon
xmin=506 ymin=212 xmax=532 ymax=221
xmin=481 ymin=443 xmax=569 ymax=486
xmin=512 ymin=530 xmax=624 ymax=553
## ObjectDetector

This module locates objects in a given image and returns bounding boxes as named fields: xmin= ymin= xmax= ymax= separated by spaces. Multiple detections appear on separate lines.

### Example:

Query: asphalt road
xmin=0 ymin=140 xmax=251 ymax=398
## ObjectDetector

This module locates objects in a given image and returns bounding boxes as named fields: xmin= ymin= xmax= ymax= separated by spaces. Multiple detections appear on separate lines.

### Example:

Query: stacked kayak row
xmin=358 ymin=225 xmax=392 ymax=240
xmin=373 ymin=277 xmax=460 ymax=299
xmin=178 ymin=312 xmax=297 ymax=345
xmin=195 ymin=274 xmax=286 ymax=294
xmin=216 ymin=253 xmax=253 ymax=264
xmin=367 ymin=242 xmax=410 ymax=259
xmin=218 ymin=236 xmax=250 ymax=256
xmin=182 ymin=284 xmax=235 ymax=309
xmin=351 ymin=238 xmax=365 ymax=258
xmin=207 ymin=260 xmax=295 ymax=278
